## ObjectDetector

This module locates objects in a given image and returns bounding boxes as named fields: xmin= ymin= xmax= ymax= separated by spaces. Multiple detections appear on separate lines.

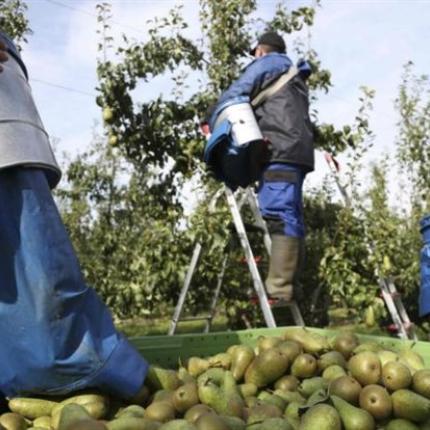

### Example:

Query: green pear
xmin=173 ymin=383 xmax=199 ymax=413
xmin=260 ymin=417 xmax=294 ymax=430
xmin=195 ymin=414 xmax=229 ymax=430
xmin=106 ymin=417 xmax=161 ymax=430
xmin=392 ymin=389 xmax=430 ymax=422
xmin=238 ymin=383 xmax=258 ymax=398
xmin=274 ymin=375 xmax=299 ymax=392
xmin=331 ymin=395 xmax=375 ymax=430
xmin=283 ymin=328 xmax=330 ymax=354
xmin=144 ymin=401 xmax=176 ymax=423
xmin=382 ymin=361 xmax=412 ymax=391
xmin=284 ymin=401 xmax=301 ymax=420
xmin=198 ymin=370 xmax=244 ymax=417
xmin=299 ymin=404 xmax=341 ymax=430
xmin=322 ymin=365 xmax=346 ymax=381
xmin=219 ymin=415 xmax=246 ymax=430
xmin=359 ymin=384 xmax=392 ymax=420
xmin=385 ymin=419 xmax=419 ymax=430
xmin=115 ymin=404 xmax=146 ymax=419
xmin=333 ymin=332 xmax=359 ymax=358
xmin=246 ymin=403 xmax=282 ymax=425
xmin=208 ymin=354 xmax=231 ymax=370
xmin=277 ymin=341 xmax=303 ymax=364
xmin=0 ymin=412 xmax=28 ymax=430
xmin=245 ymin=348 xmax=288 ymax=387
xmin=398 ymin=349 xmax=425 ymax=375
xmin=257 ymin=392 xmax=286 ymax=410
xmin=58 ymin=404 xmax=93 ymax=430
xmin=328 ymin=376 xmax=362 ymax=405
xmin=230 ymin=346 xmax=255 ymax=381
xmin=413 ymin=369 xmax=430 ymax=398
xmin=273 ymin=389 xmax=306 ymax=405
xmin=290 ymin=354 xmax=317 ymax=378
xmin=146 ymin=366 xmax=182 ymax=391
xmin=298 ymin=377 xmax=328 ymax=398
xmin=353 ymin=342 xmax=382 ymax=354
xmin=188 ymin=358 xmax=210 ymax=378
xmin=159 ymin=419 xmax=198 ymax=430
xmin=257 ymin=336 xmax=283 ymax=353
xmin=377 ymin=350 xmax=399 ymax=367
xmin=348 ymin=351 xmax=381 ymax=386
xmin=318 ymin=351 xmax=347 ymax=371
xmin=184 ymin=405 xmax=215 ymax=424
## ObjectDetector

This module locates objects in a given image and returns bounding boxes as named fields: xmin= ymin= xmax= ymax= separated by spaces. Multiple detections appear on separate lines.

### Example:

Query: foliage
xmin=0 ymin=0 xmax=31 ymax=49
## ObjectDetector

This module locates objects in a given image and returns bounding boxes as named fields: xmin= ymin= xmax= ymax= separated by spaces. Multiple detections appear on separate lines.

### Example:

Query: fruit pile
xmin=2 ymin=328 xmax=430 ymax=430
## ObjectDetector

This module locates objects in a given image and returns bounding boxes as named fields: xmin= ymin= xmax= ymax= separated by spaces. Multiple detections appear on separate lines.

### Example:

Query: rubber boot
xmin=265 ymin=235 xmax=301 ymax=302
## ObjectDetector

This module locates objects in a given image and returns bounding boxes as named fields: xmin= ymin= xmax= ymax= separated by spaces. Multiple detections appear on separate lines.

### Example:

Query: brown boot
xmin=265 ymin=235 xmax=301 ymax=302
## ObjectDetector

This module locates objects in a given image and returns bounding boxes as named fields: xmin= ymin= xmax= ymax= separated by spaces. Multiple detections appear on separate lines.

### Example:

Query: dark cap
xmin=250 ymin=31 xmax=286 ymax=56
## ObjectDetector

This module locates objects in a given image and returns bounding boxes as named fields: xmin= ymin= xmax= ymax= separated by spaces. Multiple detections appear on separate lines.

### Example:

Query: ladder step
xmin=175 ymin=316 xmax=212 ymax=322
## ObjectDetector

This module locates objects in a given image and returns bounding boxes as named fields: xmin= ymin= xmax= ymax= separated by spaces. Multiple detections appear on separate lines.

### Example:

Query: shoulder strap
xmin=251 ymin=66 xmax=298 ymax=108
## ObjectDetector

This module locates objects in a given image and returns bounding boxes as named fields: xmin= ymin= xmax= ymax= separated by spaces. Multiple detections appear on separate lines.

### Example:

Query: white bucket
xmin=214 ymin=101 xmax=263 ymax=146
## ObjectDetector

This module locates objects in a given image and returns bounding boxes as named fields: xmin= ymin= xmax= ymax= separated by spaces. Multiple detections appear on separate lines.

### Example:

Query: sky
xmin=20 ymin=0 xmax=430 ymax=201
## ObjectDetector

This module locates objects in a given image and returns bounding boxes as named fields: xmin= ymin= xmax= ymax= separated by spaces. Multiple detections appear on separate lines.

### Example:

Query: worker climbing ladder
xmin=168 ymin=186 xmax=305 ymax=335
xmin=324 ymin=153 xmax=417 ymax=340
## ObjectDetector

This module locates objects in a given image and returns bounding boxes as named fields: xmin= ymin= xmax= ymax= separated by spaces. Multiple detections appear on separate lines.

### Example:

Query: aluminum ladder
xmin=168 ymin=186 xmax=305 ymax=335
xmin=325 ymin=152 xmax=417 ymax=340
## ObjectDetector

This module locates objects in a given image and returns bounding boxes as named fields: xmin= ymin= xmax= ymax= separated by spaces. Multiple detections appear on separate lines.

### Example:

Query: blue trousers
xmin=257 ymin=163 xmax=306 ymax=238
xmin=0 ymin=168 xmax=148 ymax=398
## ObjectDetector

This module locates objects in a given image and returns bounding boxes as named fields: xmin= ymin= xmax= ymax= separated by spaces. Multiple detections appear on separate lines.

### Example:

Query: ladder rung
xmin=175 ymin=315 xmax=212 ymax=322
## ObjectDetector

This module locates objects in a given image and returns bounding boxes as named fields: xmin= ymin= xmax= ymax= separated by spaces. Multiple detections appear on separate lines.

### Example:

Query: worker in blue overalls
xmin=211 ymin=31 xmax=314 ymax=303
xmin=0 ymin=33 xmax=148 ymax=399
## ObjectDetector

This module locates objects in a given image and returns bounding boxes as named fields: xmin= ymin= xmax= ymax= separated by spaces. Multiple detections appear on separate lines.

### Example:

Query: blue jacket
xmin=0 ymin=29 xmax=28 ymax=79
xmin=213 ymin=53 xmax=314 ymax=171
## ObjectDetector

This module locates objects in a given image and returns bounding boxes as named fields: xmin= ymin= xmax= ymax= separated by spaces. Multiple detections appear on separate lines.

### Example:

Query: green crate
xmin=129 ymin=326 xmax=430 ymax=368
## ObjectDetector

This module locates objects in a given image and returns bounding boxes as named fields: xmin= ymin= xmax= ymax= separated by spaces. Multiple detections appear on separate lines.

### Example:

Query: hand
xmin=0 ymin=40 xmax=9 ymax=73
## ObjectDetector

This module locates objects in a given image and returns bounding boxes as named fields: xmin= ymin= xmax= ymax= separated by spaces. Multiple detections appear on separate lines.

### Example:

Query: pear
xmin=353 ymin=342 xmax=382 ymax=354
xmin=385 ymin=419 xmax=419 ymax=430
xmin=152 ymin=390 xmax=176 ymax=406
xmin=377 ymin=350 xmax=399 ymax=367
xmin=413 ymin=369 xmax=430 ymax=398
xmin=359 ymin=384 xmax=392 ymax=420
xmin=318 ymin=351 xmax=347 ymax=371
xmin=290 ymin=354 xmax=317 ymax=378
xmin=147 ymin=367 xmax=182 ymax=391
xmin=159 ymin=420 xmax=197 ymax=430
xmin=198 ymin=370 xmax=244 ymax=417
xmin=178 ymin=367 xmax=197 ymax=384
xmin=382 ymin=361 xmax=412 ymax=391
xmin=188 ymin=358 xmax=210 ymax=378
xmin=257 ymin=392 xmax=286 ymax=410
xmin=256 ymin=336 xmax=283 ymax=353
xmin=298 ymin=377 xmax=328 ymax=398
xmin=283 ymin=328 xmax=330 ymax=354
xmin=208 ymin=354 xmax=231 ymax=370
xmin=230 ymin=346 xmax=255 ymax=381
xmin=331 ymin=395 xmax=375 ymax=430
xmin=273 ymin=389 xmax=306 ymax=405
xmin=398 ymin=349 xmax=425 ymax=375
xmin=238 ymin=383 xmax=258 ymax=398
xmin=195 ymin=413 xmax=229 ymax=430
xmin=66 ymin=419 xmax=107 ymax=430
xmin=58 ymin=404 xmax=93 ymax=430
xmin=299 ymin=404 xmax=341 ymax=430
xmin=392 ymin=389 xmax=430 ymax=422
xmin=115 ymin=404 xmax=146 ymax=419
xmin=333 ymin=333 xmax=359 ymax=358
xmin=348 ymin=351 xmax=381 ymax=386
xmin=219 ymin=415 xmax=246 ymax=430
xmin=245 ymin=348 xmax=288 ymax=387
xmin=259 ymin=417 xmax=294 ymax=430
xmin=276 ymin=341 xmax=303 ymax=363
xmin=284 ymin=401 xmax=301 ymax=421
xmin=0 ymin=412 xmax=28 ymax=430
xmin=184 ymin=405 xmax=216 ymax=424
xmin=274 ymin=375 xmax=299 ymax=392
xmin=328 ymin=376 xmax=362 ymax=405
xmin=246 ymin=403 xmax=282 ymax=424
xmin=173 ymin=383 xmax=199 ymax=413
xmin=144 ymin=401 xmax=176 ymax=423
xmin=106 ymin=417 xmax=161 ymax=430
xmin=321 ymin=364 xmax=346 ymax=381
